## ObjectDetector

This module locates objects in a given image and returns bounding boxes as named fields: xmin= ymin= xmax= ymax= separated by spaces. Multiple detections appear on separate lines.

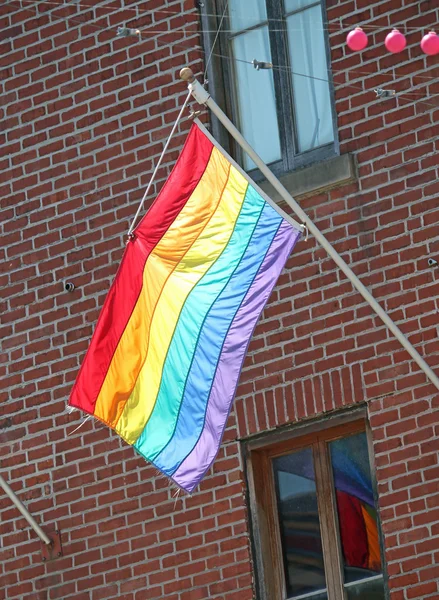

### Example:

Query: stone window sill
xmin=258 ymin=153 xmax=357 ymax=204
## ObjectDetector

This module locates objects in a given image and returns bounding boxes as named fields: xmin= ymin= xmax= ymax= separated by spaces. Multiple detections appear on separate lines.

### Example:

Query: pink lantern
xmin=385 ymin=29 xmax=407 ymax=53
xmin=421 ymin=31 xmax=439 ymax=56
xmin=346 ymin=27 xmax=368 ymax=51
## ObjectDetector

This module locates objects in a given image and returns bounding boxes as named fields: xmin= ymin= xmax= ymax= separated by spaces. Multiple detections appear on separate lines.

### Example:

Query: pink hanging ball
xmin=346 ymin=27 xmax=368 ymax=51
xmin=385 ymin=29 xmax=407 ymax=53
xmin=421 ymin=31 xmax=439 ymax=56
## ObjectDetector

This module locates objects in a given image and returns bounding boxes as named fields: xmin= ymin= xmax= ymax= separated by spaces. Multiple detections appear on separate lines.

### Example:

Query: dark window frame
xmin=201 ymin=0 xmax=340 ymax=182
xmin=243 ymin=412 xmax=389 ymax=600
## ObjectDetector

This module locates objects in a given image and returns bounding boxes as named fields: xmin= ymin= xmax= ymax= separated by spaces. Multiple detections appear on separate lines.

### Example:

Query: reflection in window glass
xmin=231 ymin=27 xmax=282 ymax=169
xmin=224 ymin=0 xmax=336 ymax=173
xmin=285 ymin=0 xmax=316 ymax=12
xmin=330 ymin=433 xmax=385 ymax=600
xmin=229 ymin=0 xmax=267 ymax=31
xmin=273 ymin=448 xmax=327 ymax=599
xmin=346 ymin=576 xmax=386 ymax=600
xmin=286 ymin=5 xmax=335 ymax=152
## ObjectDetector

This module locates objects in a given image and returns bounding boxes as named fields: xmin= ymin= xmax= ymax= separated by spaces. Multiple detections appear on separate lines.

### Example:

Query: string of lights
xmin=5 ymin=0 xmax=439 ymax=86
xmin=4 ymin=0 xmax=438 ymax=106
xmin=2 ymin=0 xmax=437 ymax=249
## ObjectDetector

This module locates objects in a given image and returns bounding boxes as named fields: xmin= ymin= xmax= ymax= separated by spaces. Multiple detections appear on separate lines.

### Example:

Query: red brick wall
xmin=1 ymin=1 xmax=439 ymax=599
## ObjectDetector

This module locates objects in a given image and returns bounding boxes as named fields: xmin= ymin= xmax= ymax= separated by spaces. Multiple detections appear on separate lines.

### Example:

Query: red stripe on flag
xmin=69 ymin=124 xmax=214 ymax=415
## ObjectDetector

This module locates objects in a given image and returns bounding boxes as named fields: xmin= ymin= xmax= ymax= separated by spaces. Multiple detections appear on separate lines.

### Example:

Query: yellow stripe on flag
xmin=94 ymin=147 xmax=230 ymax=427
xmin=117 ymin=165 xmax=249 ymax=443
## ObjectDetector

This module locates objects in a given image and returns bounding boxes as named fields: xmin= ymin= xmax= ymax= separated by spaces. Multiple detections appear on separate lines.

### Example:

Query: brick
xmin=2 ymin=1 xmax=439 ymax=599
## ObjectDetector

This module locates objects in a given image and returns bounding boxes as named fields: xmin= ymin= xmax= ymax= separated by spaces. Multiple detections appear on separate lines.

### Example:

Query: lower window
xmin=247 ymin=418 xmax=386 ymax=600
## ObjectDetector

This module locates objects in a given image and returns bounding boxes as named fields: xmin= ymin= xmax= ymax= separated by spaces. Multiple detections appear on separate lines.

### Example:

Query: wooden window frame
xmin=202 ymin=0 xmax=339 ymax=182
xmin=244 ymin=411 xmax=388 ymax=600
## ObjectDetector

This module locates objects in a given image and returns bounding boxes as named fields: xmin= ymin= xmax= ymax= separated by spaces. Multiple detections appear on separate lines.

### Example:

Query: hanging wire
xmin=6 ymin=0 xmax=439 ymax=31
xmin=153 ymin=37 xmax=439 ymax=106
xmin=4 ymin=2 xmax=438 ymax=110
xmin=5 ymin=0 xmax=115 ymax=33
xmin=204 ymin=0 xmax=229 ymax=83
xmin=4 ymin=0 xmax=438 ymax=111
xmin=5 ymin=0 xmax=439 ymax=91
xmin=126 ymin=89 xmax=193 ymax=237
xmin=2 ymin=1 xmax=437 ymax=231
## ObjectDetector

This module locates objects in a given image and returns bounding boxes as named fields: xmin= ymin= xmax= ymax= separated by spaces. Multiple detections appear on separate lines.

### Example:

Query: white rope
xmin=127 ymin=90 xmax=193 ymax=237
xmin=68 ymin=415 xmax=92 ymax=436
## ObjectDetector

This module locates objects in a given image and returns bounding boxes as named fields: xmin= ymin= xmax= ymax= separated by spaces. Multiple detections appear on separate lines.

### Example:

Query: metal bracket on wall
xmin=374 ymin=87 xmax=396 ymax=99
xmin=252 ymin=59 xmax=273 ymax=70
xmin=0 ymin=474 xmax=58 ymax=560
xmin=41 ymin=530 xmax=63 ymax=562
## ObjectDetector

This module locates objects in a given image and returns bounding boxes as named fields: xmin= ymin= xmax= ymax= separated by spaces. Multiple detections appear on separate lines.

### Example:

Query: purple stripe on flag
xmin=172 ymin=220 xmax=301 ymax=493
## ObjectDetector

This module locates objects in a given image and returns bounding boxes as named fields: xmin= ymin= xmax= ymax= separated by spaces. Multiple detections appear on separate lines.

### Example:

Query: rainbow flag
xmin=69 ymin=120 xmax=302 ymax=492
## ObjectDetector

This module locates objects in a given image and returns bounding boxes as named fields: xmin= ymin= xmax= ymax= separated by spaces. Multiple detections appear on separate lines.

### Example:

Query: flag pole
xmin=180 ymin=67 xmax=439 ymax=394
xmin=0 ymin=474 xmax=52 ymax=546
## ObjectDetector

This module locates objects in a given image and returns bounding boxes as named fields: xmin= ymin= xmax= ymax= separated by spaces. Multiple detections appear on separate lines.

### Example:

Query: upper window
xmin=213 ymin=0 xmax=337 ymax=176
xmin=247 ymin=419 xmax=386 ymax=600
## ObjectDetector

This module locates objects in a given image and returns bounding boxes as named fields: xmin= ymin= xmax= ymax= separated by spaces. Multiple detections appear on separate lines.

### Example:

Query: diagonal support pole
xmin=0 ymin=474 xmax=52 ymax=546
xmin=179 ymin=67 xmax=439 ymax=394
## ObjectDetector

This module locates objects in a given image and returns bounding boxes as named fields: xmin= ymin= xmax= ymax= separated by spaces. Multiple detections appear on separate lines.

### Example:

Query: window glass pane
xmin=285 ymin=0 xmax=317 ymax=12
xmin=286 ymin=6 xmax=335 ymax=152
xmin=273 ymin=448 xmax=327 ymax=599
xmin=230 ymin=27 xmax=282 ymax=170
xmin=346 ymin=575 xmax=385 ymax=599
xmin=329 ymin=433 xmax=384 ymax=589
xmin=228 ymin=0 xmax=267 ymax=32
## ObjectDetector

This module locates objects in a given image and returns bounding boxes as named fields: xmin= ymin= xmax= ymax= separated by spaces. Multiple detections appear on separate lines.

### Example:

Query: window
xmin=211 ymin=0 xmax=338 ymax=177
xmin=247 ymin=418 xmax=386 ymax=600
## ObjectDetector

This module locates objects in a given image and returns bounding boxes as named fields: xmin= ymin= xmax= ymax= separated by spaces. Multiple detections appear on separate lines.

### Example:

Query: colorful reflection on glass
xmin=273 ymin=448 xmax=327 ymax=599
xmin=329 ymin=432 xmax=384 ymax=596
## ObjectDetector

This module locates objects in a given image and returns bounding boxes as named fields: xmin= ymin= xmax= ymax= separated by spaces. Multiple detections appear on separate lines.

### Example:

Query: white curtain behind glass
xmin=231 ymin=27 xmax=282 ymax=170
xmin=286 ymin=5 xmax=334 ymax=152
